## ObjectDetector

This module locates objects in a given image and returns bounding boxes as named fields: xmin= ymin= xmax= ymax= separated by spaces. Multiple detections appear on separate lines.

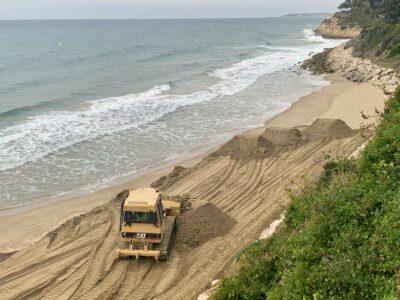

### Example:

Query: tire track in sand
xmin=0 ymin=124 xmax=367 ymax=300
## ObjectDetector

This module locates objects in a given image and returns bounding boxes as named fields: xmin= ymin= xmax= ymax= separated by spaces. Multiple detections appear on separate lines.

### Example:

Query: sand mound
xmin=114 ymin=189 xmax=129 ymax=203
xmin=303 ymin=118 xmax=357 ymax=140
xmin=261 ymin=127 xmax=306 ymax=148
xmin=175 ymin=203 xmax=236 ymax=252
xmin=152 ymin=166 xmax=187 ymax=190
xmin=162 ymin=194 xmax=192 ymax=213
xmin=0 ymin=252 xmax=15 ymax=262
xmin=211 ymin=134 xmax=274 ymax=161
xmin=211 ymin=128 xmax=306 ymax=161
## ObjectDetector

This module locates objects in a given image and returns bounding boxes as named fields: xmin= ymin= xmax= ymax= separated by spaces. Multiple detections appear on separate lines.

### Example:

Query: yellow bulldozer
xmin=117 ymin=188 xmax=180 ymax=260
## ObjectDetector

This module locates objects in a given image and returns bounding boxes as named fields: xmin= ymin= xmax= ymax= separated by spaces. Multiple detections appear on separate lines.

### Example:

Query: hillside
xmin=340 ymin=0 xmax=400 ymax=71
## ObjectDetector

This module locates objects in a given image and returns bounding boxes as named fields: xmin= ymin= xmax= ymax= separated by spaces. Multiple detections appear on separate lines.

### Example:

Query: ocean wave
xmin=303 ymin=28 xmax=325 ymax=43
xmin=256 ymin=45 xmax=297 ymax=51
xmin=59 ymin=44 xmax=149 ymax=66
xmin=0 ymin=91 xmax=96 ymax=120
xmin=0 ymin=29 xmax=344 ymax=172
xmin=0 ymin=100 xmax=58 ymax=119
xmin=0 ymin=78 xmax=49 ymax=96
xmin=137 ymin=48 xmax=192 ymax=63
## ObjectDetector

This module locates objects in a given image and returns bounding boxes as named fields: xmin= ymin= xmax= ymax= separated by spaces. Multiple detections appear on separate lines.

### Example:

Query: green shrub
xmin=389 ymin=43 xmax=400 ymax=57
xmin=336 ymin=1 xmax=400 ymax=61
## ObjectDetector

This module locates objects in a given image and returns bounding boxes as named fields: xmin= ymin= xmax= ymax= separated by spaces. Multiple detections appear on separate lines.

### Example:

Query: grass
xmin=212 ymin=89 xmax=400 ymax=299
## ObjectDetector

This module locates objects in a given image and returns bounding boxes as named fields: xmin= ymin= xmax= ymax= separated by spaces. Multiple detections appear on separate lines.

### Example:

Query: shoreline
xmin=0 ymin=71 xmax=330 ymax=216
xmin=0 ymin=73 xmax=386 ymax=253
xmin=0 ymin=73 xmax=327 ymax=217
xmin=0 ymin=140 xmax=218 ymax=217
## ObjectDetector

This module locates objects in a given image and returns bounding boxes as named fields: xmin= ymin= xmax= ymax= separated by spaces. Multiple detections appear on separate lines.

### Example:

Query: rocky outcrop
xmin=302 ymin=49 xmax=334 ymax=75
xmin=327 ymin=45 xmax=400 ymax=95
xmin=315 ymin=17 xmax=361 ymax=39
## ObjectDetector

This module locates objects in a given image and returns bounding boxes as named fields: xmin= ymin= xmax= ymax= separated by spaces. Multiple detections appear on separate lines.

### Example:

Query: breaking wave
xmin=0 ymin=28 xmax=343 ymax=172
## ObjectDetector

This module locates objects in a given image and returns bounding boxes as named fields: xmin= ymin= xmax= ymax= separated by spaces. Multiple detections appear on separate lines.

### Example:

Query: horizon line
xmin=0 ymin=13 xmax=333 ymax=22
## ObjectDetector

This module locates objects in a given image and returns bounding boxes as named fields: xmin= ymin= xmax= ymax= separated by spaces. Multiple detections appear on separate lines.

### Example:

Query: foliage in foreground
xmin=213 ymin=89 xmax=400 ymax=299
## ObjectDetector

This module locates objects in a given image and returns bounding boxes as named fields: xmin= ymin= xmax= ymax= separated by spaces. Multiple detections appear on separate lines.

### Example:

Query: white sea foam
xmin=0 ymin=29 xmax=344 ymax=172
xmin=256 ymin=45 xmax=297 ymax=51
xmin=303 ymin=28 xmax=325 ymax=43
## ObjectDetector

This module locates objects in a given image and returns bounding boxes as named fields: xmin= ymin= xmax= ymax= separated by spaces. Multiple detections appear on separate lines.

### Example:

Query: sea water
xmin=0 ymin=17 xmax=343 ymax=209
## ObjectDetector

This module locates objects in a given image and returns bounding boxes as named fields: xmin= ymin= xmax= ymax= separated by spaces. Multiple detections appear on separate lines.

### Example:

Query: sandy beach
xmin=0 ymin=72 xmax=386 ymax=299
xmin=0 ymin=73 xmax=385 ymax=253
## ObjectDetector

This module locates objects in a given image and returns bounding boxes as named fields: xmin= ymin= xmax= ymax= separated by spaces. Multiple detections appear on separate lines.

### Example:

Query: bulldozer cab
xmin=118 ymin=188 xmax=179 ymax=260
xmin=120 ymin=188 xmax=164 ymax=236
xmin=123 ymin=211 xmax=158 ymax=225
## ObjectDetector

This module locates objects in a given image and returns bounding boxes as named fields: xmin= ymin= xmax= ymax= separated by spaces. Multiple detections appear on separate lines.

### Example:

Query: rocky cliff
xmin=315 ymin=17 xmax=361 ymax=39
xmin=303 ymin=43 xmax=399 ymax=96
xmin=327 ymin=45 xmax=399 ymax=96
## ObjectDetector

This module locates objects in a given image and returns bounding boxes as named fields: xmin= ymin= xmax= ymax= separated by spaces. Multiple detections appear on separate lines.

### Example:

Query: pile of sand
xmin=0 ymin=252 xmax=15 ymax=262
xmin=46 ymin=206 xmax=108 ymax=248
xmin=303 ymin=118 xmax=357 ymax=140
xmin=261 ymin=127 xmax=306 ymax=149
xmin=162 ymin=194 xmax=192 ymax=213
xmin=114 ymin=189 xmax=129 ymax=203
xmin=211 ymin=119 xmax=357 ymax=161
xmin=211 ymin=127 xmax=306 ymax=161
xmin=213 ymin=134 xmax=274 ymax=161
xmin=175 ymin=203 xmax=236 ymax=252
xmin=152 ymin=166 xmax=187 ymax=190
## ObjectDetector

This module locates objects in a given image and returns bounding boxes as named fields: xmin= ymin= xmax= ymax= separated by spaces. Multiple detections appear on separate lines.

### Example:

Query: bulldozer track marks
xmin=193 ymin=159 xmax=237 ymax=201
xmin=0 ymin=240 xmax=96 ymax=286
xmin=0 ymin=133 xmax=365 ymax=300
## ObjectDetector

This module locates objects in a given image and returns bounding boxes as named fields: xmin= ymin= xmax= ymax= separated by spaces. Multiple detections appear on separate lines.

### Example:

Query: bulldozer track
xmin=158 ymin=216 xmax=176 ymax=260
xmin=69 ymin=207 xmax=118 ymax=298
xmin=194 ymin=159 xmax=237 ymax=200
xmin=113 ymin=260 xmax=154 ymax=299
xmin=0 ymin=240 xmax=96 ymax=286
xmin=40 ymin=258 xmax=90 ymax=300
xmin=183 ymin=158 xmax=231 ymax=196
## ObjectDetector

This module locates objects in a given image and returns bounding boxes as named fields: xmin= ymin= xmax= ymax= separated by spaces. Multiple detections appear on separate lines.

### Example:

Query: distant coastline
xmin=284 ymin=13 xmax=333 ymax=18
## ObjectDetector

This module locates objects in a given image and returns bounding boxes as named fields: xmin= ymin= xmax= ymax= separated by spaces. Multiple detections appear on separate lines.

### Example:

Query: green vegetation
xmin=339 ymin=0 xmax=400 ymax=25
xmin=335 ymin=0 xmax=400 ymax=67
xmin=212 ymin=88 xmax=400 ymax=299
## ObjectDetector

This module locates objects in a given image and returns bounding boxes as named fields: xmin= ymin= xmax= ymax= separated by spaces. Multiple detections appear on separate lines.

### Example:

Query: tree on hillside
xmin=339 ymin=0 xmax=400 ymax=24
xmin=339 ymin=0 xmax=367 ymax=10
xmin=375 ymin=0 xmax=400 ymax=24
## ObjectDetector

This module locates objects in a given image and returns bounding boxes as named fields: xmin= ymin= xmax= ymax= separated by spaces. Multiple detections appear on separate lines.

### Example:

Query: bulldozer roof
xmin=124 ymin=188 xmax=160 ymax=212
